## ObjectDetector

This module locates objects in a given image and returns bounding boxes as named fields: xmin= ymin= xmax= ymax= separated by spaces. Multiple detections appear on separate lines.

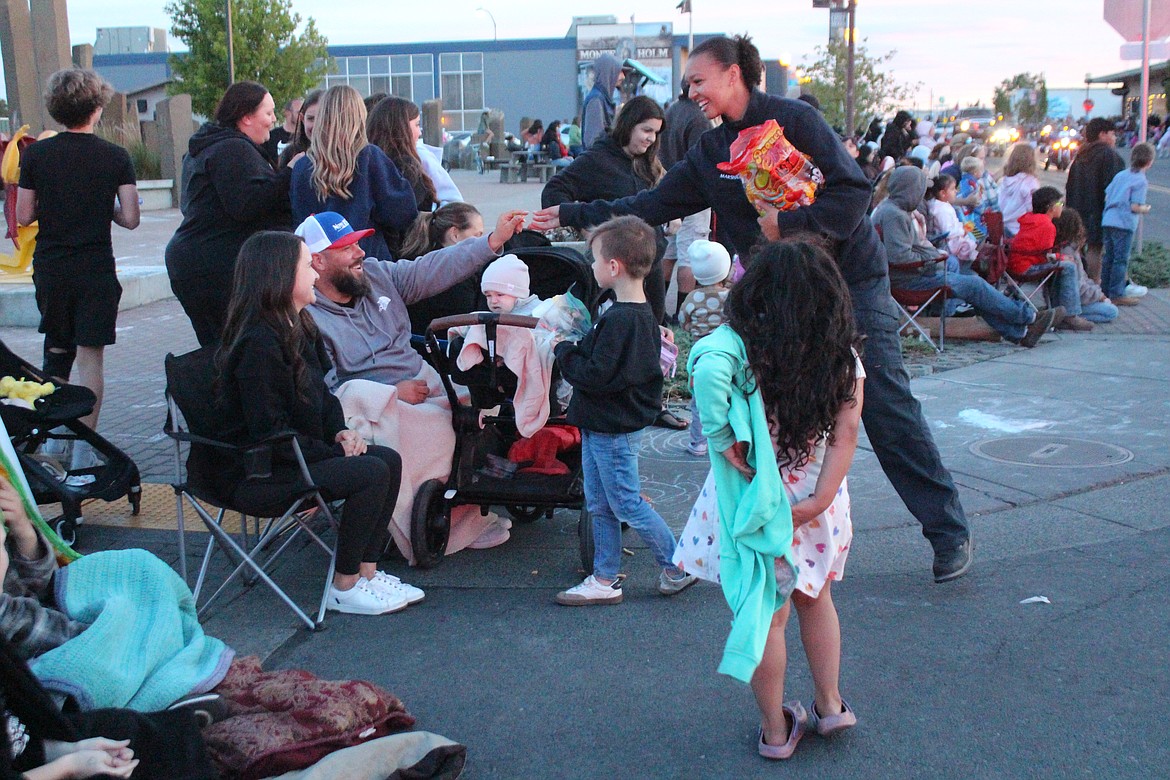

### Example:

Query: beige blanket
xmin=336 ymin=363 xmax=496 ymax=564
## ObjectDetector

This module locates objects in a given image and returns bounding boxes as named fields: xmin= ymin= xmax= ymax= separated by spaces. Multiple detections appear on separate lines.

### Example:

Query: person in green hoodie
xmin=690 ymin=240 xmax=863 ymax=760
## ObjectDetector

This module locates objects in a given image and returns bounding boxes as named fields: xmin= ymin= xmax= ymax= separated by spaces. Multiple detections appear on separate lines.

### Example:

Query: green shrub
xmin=96 ymin=119 xmax=162 ymax=180
xmin=1130 ymin=241 xmax=1170 ymax=288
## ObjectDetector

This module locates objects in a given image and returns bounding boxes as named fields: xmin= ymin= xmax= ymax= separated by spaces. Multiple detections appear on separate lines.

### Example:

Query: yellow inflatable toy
xmin=0 ymin=126 xmax=41 ymax=279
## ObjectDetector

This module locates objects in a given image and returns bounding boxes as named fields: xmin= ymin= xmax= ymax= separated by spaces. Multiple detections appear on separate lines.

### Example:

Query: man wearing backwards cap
xmin=297 ymin=209 xmax=527 ymax=561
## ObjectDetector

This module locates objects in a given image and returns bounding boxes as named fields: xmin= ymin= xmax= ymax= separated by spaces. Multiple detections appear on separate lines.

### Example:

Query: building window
xmin=136 ymin=98 xmax=148 ymax=114
xmin=317 ymin=54 xmax=433 ymax=102
xmin=438 ymin=52 xmax=485 ymax=131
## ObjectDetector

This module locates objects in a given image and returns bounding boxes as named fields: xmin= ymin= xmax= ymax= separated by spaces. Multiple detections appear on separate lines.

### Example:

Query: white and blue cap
xmin=295 ymin=211 xmax=374 ymax=253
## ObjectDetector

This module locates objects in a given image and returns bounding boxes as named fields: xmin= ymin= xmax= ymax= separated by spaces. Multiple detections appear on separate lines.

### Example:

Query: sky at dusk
xmin=4 ymin=0 xmax=1155 ymax=108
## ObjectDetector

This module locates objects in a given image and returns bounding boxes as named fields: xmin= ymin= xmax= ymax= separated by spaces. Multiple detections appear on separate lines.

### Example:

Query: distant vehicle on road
xmin=956 ymin=107 xmax=996 ymax=139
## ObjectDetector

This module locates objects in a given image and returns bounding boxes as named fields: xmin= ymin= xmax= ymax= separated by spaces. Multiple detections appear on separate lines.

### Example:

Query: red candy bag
xmin=717 ymin=119 xmax=823 ymax=214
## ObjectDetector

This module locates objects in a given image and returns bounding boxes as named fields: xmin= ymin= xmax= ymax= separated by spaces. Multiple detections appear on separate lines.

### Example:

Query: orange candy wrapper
xmin=717 ymin=119 xmax=823 ymax=214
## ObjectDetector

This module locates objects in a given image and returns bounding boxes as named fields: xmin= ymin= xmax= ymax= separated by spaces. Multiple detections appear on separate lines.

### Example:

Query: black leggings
xmin=233 ymin=445 xmax=402 ymax=576
xmin=170 ymin=275 xmax=232 ymax=347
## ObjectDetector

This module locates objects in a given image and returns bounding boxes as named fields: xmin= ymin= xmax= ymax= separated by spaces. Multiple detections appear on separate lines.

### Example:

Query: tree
xmin=799 ymin=38 xmax=920 ymax=134
xmin=993 ymin=73 xmax=1048 ymax=123
xmin=166 ymin=0 xmax=331 ymax=117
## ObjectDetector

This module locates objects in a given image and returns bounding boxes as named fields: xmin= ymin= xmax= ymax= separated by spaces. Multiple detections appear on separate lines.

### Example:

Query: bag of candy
xmin=717 ymin=119 xmax=823 ymax=215
xmin=534 ymin=291 xmax=592 ymax=343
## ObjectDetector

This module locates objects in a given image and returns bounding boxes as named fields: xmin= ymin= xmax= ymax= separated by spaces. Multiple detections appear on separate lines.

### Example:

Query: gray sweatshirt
xmin=870 ymin=166 xmax=943 ymax=277
xmin=309 ymin=235 xmax=498 ymax=386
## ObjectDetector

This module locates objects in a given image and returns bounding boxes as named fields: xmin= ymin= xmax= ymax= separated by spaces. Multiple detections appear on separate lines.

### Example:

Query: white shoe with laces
xmin=555 ymin=575 xmax=623 ymax=606
xmin=1124 ymin=282 xmax=1148 ymax=298
xmin=365 ymin=571 xmax=425 ymax=605
xmin=328 ymin=579 xmax=407 ymax=615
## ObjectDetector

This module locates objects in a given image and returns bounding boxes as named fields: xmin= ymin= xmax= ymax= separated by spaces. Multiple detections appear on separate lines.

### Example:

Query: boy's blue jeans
xmin=581 ymin=429 xmax=679 ymax=580
xmin=1101 ymin=226 xmax=1135 ymax=299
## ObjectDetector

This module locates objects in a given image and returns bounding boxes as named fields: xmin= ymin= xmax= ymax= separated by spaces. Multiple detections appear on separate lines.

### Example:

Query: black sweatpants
xmin=233 ymin=445 xmax=402 ymax=576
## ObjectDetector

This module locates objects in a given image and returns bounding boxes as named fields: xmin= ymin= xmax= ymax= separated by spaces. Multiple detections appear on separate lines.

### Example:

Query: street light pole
xmin=845 ymin=0 xmax=856 ymax=134
xmin=476 ymin=7 xmax=497 ymax=41
xmin=225 ymin=0 xmax=235 ymax=85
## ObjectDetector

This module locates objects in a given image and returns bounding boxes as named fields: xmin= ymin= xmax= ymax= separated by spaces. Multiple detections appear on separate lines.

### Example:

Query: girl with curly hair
xmin=689 ymin=239 xmax=864 ymax=760
xmin=290 ymin=85 xmax=417 ymax=261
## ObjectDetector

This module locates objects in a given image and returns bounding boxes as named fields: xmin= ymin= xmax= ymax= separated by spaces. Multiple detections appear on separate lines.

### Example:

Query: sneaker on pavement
xmin=328 ymin=579 xmax=406 ymax=615
xmin=1019 ymin=307 xmax=1059 ymax=348
xmin=1124 ymin=282 xmax=1148 ymax=297
xmin=933 ymin=539 xmax=974 ymax=583
xmin=367 ymin=571 xmax=425 ymax=605
xmin=556 ymin=575 xmax=623 ymax=606
xmin=685 ymin=441 xmax=708 ymax=457
xmin=658 ymin=569 xmax=699 ymax=596
xmin=468 ymin=519 xmax=511 ymax=549
xmin=1055 ymin=314 xmax=1093 ymax=332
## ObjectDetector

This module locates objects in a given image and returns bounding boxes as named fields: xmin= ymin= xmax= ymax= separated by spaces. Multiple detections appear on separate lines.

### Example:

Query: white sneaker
xmin=366 ymin=571 xmax=425 ymax=605
xmin=1124 ymin=283 xmax=1148 ymax=298
xmin=555 ymin=575 xmax=623 ymax=606
xmin=468 ymin=519 xmax=511 ymax=549
xmin=327 ymin=579 xmax=407 ymax=615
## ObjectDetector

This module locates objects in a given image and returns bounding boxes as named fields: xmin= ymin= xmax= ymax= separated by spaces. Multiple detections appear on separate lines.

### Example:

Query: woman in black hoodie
xmin=164 ymin=82 xmax=295 ymax=347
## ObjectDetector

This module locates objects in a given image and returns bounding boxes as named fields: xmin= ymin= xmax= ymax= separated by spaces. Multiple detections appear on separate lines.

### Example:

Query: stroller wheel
xmin=54 ymin=517 xmax=77 ymax=547
xmin=577 ymin=508 xmax=594 ymax=574
xmin=506 ymin=505 xmax=543 ymax=524
xmin=411 ymin=479 xmax=450 ymax=569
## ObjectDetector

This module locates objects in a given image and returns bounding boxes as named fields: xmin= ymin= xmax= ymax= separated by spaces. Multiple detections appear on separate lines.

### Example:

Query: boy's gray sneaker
xmin=658 ymin=569 xmax=699 ymax=595
xmin=933 ymin=539 xmax=974 ymax=583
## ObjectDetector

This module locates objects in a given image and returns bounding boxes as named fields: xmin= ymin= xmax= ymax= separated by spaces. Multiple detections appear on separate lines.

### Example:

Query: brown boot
xmin=1055 ymin=315 xmax=1094 ymax=332
xmin=1113 ymin=296 xmax=1141 ymax=306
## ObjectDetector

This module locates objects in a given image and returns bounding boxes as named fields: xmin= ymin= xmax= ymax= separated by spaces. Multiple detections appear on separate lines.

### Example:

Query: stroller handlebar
xmin=428 ymin=312 xmax=541 ymax=334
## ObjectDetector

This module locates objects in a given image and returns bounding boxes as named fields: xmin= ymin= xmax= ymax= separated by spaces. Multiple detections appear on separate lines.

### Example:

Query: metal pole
xmin=476 ymin=7 xmax=497 ymax=41
xmin=225 ymin=0 xmax=235 ymax=85
xmin=688 ymin=5 xmax=693 ymax=53
xmin=845 ymin=0 xmax=856 ymax=134
xmin=1139 ymin=0 xmax=1151 ymax=143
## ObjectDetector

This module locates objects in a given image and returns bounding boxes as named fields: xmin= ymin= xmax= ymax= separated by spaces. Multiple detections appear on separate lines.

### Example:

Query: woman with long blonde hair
xmin=291 ymin=85 xmax=416 ymax=259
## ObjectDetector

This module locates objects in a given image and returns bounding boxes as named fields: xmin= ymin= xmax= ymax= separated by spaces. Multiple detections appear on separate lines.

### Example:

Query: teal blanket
xmin=29 ymin=549 xmax=234 ymax=711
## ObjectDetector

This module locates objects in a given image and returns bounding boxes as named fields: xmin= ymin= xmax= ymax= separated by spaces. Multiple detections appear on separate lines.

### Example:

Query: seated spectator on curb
xmin=1009 ymin=187 xmax=1094 ymax=331
xmin=1053 ymin=210 xmax=1118 ymax=324
xmin=998 ymin=142 xmax=1041 ymax=237
xmin=214 ymin=231 xmax=421 ymax=616
xmin=871 ymin=166 xmax=1057 ymax=347
xmin=301 ymin=209 xmax=527 ymax=562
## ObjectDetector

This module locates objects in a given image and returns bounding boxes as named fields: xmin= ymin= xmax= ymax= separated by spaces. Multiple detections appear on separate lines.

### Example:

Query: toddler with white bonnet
xmin=678 ymin=239 xmax=733 ymax=457
xmin=481 ymin=254 xmax=542 ymax=315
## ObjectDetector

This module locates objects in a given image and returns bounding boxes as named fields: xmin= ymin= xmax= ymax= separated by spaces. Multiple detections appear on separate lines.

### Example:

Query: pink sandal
xmin=810 ymin=699 xmax=857 ymax=737
xmin=758 ymin=701 xmax=807 ymax=760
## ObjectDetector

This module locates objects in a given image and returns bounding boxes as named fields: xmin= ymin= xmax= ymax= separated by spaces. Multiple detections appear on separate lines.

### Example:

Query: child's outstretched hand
xmin=488 ymin=210 xmax=528 ymax=252
xmin=756 ymin=203 xmax=781 ymax=241
xmin=721 ymin=441 xmax=755 ymax=481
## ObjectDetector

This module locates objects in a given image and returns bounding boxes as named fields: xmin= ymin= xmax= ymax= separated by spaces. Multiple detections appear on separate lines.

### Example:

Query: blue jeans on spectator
xmin=550 ymin=157 xmax=572 ymax=169
xmin=688 ymin=395 xmax=705 ymax=451
xmin=893 ymin=256 xmax=1034 ymax=341
xmin=1081 ymin=300 xmax=1119 ymax=323
xmin=1101 ymin=226 xmax=1135 ymax=298
xmin=852 ymin=276 xmax=970 ymax=554
xmin=1027 ymin=260 xmax=1082 ymax=315
xmin=581 ymin=428 xmax=679 ymax=581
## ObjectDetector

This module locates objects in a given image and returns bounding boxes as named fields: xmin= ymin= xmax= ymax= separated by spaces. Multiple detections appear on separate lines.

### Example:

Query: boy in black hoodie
xmin=553 ymin=217 xmax=697 ymax=606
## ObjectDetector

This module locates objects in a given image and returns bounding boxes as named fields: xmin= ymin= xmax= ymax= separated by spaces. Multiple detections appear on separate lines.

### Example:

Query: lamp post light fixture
xmin=476 ymin=7 xmax=497 ymax=41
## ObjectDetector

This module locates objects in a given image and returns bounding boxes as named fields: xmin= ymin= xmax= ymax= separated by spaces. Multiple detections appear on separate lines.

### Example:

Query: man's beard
xmin=331 ymin=266 xmax=371 ymax=300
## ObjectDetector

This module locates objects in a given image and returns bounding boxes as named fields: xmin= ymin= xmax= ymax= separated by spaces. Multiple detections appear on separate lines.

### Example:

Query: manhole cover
xmin=969 ymin=436 xmax=1134 ymax=468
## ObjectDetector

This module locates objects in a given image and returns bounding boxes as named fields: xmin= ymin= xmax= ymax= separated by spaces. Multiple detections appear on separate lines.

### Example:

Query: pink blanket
xmin=453 ymin=324 xmax=554 ymax=438
xmin=335 ymin=363 xmax=496 ymax=564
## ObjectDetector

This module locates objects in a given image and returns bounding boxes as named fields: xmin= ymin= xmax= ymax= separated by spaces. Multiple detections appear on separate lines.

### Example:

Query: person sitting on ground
xmin=15 ymin=68 xmax=139 ymax=477
xmin=871 ymin=166 xmax=1056 ymax=347
xmin=1008 ymin=187 xmax=1093 ymax=332
xmin=302 ymin=209 xmax=527 ymax=562
xmin=678 ymin=239 xmax=733 ymax=459
xmin=214 ymin=230 xmax=422 ymax=616
xmin=1053 ymin=210 xmax=1118 ymax=324
xmin=998 ymin=142 xmax=1041 ymax=237
xmin=924 ymin=174 xmax=977 ymax=264
xmin=403 ymin=202 xmax=489 ymax=336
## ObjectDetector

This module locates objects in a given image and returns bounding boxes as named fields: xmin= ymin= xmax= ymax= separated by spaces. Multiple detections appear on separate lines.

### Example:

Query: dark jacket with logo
xmin=558 ymin=89 xmax=885 ymax=290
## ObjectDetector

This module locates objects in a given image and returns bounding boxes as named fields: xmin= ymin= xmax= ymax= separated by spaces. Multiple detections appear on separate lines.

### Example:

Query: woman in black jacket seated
xmin=165 ymin=81 xmax=297 ymax=347
xmin=214 ymin=231 xmax=423 ymax=616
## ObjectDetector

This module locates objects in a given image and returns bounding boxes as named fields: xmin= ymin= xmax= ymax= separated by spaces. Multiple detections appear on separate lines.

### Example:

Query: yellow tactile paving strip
xmin=39 ymin=482 xmax=230 ymax=533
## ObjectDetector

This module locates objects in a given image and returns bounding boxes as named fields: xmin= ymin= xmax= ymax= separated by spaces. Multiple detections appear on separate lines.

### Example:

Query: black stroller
xmin=0 ymin=340 xmax=140 ymax=544
xmin=412 ymin=245 xmax=599 ymax=569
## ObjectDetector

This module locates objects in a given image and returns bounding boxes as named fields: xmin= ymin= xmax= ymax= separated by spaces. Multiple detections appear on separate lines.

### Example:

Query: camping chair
xmin=163 ymin=347 xmax=337 ymax=630
xmin=1002 ymin=245 xmax=1062 ymax=313
xmin=875 ymin=224 xmax=951 ymax=352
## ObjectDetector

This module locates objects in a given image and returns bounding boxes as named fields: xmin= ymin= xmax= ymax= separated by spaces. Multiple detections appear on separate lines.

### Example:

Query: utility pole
xmin=845 ymin=0 xmax=856 ymax=134
xmin=225 ymin=0 xmax=235 ymax=85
